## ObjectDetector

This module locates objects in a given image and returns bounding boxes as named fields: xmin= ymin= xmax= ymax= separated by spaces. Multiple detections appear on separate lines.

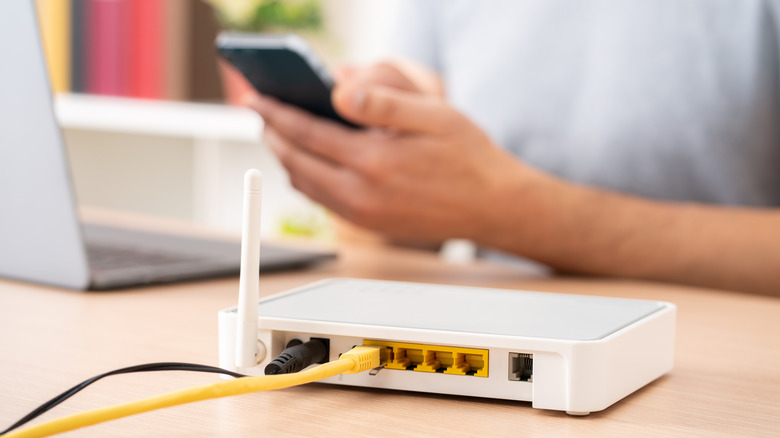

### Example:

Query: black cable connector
xmin=264 ymin=339 xmax=329 ymax=375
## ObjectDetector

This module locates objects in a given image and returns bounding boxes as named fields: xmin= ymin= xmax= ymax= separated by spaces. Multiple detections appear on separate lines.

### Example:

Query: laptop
xmin=0 ymin=2 xmax=334 ymax=290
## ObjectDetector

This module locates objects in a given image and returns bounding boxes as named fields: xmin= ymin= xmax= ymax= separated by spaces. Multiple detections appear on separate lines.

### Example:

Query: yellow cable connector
xmin=340 ymin=346 xmax=382 ymax=374
xmin=5 ymin=346 xmax=382 ymax=438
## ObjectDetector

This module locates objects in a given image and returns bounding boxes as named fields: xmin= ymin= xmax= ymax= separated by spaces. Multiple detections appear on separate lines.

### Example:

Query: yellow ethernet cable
xmin=5 ymin=346 xmax=381 ymax=438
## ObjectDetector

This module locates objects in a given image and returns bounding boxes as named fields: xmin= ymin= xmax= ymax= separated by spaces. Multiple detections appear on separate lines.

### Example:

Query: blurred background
xmin=35 ymin=0 xmax=399 ymax=239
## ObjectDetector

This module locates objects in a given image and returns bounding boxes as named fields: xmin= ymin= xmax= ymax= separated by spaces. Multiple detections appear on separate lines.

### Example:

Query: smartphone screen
xmin=217 ymin=34 xmax=357 ymax=127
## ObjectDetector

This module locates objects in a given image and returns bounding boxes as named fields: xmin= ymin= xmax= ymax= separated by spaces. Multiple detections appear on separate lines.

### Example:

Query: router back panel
xmin=218 ymin=279 xmax=676 ymax=415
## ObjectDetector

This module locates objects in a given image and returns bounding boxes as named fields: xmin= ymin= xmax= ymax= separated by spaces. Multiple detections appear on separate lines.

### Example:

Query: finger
xmin=240 ymin=88 xmax=261 ymax=107
xmin=383 ymin=58 xmax=446 ymax=97
xmin=248 ymin=94 xmax=367 ymax=167
xmin=332 ymin=84 xmax=456 ymax=134
xmin=346 ymin=61 xmax=420 ymax=93
xmin=218 ymin=58 xmax=258 ymax=105
xmin=264 ymin=127 xmax=354 ymax=211
xmin=335 ymin=64 xmax=359 ymax=83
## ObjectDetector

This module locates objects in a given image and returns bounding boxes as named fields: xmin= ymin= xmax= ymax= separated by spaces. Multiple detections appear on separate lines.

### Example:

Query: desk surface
xmin=1 ymin=243 xmax=779 ymax=437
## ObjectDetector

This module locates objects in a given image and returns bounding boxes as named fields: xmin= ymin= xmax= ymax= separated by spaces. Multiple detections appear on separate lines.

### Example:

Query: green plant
xmin=206 ymin=0 xmax=322 ymax=32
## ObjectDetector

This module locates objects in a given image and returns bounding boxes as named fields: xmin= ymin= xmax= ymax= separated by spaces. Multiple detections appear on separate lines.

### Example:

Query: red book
xmin=129 ymin=0 xmax=165 ymax=99
xmin=87 ymin=0 xmax=129 ymax=96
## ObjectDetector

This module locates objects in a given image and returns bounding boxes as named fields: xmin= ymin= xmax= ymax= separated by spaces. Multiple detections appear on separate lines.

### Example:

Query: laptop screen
xmin=0 ymin=2 xmax=90 ymax=289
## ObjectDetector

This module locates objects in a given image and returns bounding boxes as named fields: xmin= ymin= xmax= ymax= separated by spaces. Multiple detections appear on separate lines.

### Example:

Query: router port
xmin=509 ymin=352 xmax=533 ymax=382
xmin=364 ymin=340 xmax=488 ymax=377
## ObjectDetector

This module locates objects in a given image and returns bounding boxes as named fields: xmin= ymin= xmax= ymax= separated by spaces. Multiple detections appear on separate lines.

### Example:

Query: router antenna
xmin=236 ymin=169 xmax=262 ymax=368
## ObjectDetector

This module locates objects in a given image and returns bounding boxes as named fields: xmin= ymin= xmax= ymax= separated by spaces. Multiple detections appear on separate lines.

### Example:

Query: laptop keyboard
xmin=86 ymin=243 xmax=203 ymax=270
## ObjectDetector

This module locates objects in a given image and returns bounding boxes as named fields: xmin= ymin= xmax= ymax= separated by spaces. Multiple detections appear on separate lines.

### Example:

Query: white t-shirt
xmin=390 ymin=0 xmax=780 ymax=206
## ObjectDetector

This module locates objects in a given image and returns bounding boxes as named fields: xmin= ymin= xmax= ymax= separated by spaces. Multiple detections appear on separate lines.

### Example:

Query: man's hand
xmin=248 ymin=66 xmax=536 ymax=242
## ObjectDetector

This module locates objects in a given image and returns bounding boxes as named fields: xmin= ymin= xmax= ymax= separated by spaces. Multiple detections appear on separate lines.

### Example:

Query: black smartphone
xmin=216 ymin=33 xmax=357 ymax=127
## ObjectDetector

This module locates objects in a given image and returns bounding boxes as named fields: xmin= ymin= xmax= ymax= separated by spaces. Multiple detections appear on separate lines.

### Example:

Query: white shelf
xmin=54 ymin=93 xmax=263 ymax=142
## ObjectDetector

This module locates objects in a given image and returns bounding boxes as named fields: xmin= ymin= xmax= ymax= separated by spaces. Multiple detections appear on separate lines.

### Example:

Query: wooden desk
xmin=1 ymin=243 xmax=778 ymax=437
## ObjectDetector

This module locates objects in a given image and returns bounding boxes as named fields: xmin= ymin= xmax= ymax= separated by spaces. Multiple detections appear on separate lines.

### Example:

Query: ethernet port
xmin=509 ymin=353 xmax=533 ymax=382
xmin=434 ymin=351 xmax=454 ymax=372
xmin=363 ymin=340 xmax=489 ymax=377
xmin=406 ymin=348 xmax=424 ymax=369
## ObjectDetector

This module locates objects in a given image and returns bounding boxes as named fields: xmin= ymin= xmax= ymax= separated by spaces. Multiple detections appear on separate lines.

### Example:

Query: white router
xmin=219 ymin=170 xmax=676 ymax=415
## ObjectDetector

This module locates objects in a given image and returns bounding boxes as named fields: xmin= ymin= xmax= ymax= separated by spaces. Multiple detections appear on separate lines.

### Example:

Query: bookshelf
xmin=56 ymin=94 xmax=317 ymax=238
xmin=36 ymin=0 xmax=223 ymax=101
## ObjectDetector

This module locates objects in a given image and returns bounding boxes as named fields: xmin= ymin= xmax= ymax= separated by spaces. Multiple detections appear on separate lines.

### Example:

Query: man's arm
xmin=483 ymin=172 xmax=780 ymax=295
xmin=249 ymin=67 xmax=780 ymax=296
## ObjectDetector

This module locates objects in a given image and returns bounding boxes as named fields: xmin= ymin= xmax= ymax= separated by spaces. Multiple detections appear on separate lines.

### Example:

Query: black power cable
xmin=0 ymin=362 xmax=246 ymax=436
xmin=264 ymin=339 xmax=328 ymax=375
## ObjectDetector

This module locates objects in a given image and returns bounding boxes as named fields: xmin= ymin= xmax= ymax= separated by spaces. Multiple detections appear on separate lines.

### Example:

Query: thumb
xmin=334 ymin=64 xmax=359 ymax=83
xmin=332 ymin=84 xmax=454 ymax=134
